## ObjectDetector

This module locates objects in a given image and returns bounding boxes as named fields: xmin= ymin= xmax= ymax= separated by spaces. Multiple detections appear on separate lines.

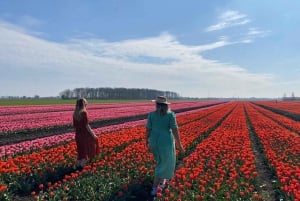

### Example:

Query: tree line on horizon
xmin=59 ymin=87 xmax=181 ymax=100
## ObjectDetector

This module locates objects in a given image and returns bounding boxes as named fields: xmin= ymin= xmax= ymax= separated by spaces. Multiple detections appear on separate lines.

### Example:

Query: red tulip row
xmin=0 ymin=119 xmax=146 ymax=157
xmin=0 ymin=101 xmax=223 ymax=133
xmin=245 ymin=102 xmax=300 ymax=200
xmin=254 ymin=100 xmax=300 ymax=115
xmin=165 ymin=102 xmax=262 ymax=200
xmin=0 ymin=126 xmax=144 ymax=175
xmin=249 ymin=103 xmax=300 ymax=133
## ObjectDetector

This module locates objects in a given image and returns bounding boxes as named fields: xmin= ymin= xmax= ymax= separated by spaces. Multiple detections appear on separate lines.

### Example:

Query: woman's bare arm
xmin=86 ymin=124 xmax=97 ymax=139
xmin=146 ymin=128 xmax=151 ymax=147
xmin=172 ymin=128 xmax=184 ymax=153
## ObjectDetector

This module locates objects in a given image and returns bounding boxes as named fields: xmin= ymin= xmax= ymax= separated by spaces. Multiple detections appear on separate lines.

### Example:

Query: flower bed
xmin=1 ymin=101 xmax=299 ymax=201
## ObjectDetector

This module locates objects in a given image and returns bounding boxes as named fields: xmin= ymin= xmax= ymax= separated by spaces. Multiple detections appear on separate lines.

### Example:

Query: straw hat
xmin=153 ymin=96 xmax=170 ymax=104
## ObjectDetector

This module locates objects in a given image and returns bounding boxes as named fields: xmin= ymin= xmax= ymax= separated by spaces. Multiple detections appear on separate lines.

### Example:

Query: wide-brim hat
xmin=152 ymin=96 xmax=170 ymax=104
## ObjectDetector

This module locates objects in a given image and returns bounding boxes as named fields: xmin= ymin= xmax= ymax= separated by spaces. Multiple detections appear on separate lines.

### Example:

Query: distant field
xmin=0 ymin=99 xmax=149 ymax=106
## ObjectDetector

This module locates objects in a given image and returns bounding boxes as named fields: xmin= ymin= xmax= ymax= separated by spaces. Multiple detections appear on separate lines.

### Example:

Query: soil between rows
xmin=245 ymin=104 xmax=292 ymax=201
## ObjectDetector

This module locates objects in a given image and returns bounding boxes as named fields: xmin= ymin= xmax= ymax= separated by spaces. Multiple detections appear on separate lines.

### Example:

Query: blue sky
xmin=0 ymin=0 xmax=299 ymax=98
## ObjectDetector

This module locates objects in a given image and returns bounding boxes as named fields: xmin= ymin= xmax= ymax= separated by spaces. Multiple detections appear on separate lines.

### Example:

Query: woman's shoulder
xmin=80 ymin=110 xmax=88 ymax=118
xmin=167 ymin=110 xmax=176 ymax=117
xmin=167 ymin=110 xmax=175 ymax=115
xmin=148 ymin=111 xmax=156 ymax=117
xmin=80 ymin=110 xmax=87 ymax=115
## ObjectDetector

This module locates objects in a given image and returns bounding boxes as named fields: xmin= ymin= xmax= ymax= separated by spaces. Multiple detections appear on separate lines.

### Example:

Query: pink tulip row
xmin=0 ymin=101 xmax=223 ymax=133
xmin=0 ymin=101 xmax=216 ymax=115
xmin=0 ymin=103 xmax=224 ymax=158
xmin=0 ymin=102 xmax=152 ymax=115
xmin=245 ymin=103 xmax=300 ymax=199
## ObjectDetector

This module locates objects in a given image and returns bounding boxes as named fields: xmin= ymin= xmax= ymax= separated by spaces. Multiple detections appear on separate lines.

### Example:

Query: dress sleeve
xmin=146 ymin=112 xmax=152 ymax=129
xmin=169 ymin=112 xmax=178 ymax=129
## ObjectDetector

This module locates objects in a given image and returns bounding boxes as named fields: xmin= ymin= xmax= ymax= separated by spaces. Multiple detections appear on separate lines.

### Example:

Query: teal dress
xmin=146 ymin=110 xmax=178 ymax=179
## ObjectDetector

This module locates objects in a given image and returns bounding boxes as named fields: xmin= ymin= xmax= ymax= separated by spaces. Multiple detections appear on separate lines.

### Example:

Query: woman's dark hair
xmin=156 ymin=103 xmax=168 ymax=115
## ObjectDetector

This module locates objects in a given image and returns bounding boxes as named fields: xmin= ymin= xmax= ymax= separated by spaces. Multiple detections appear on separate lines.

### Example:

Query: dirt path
xmin=248 ymin=129 xmax=277 ymax=200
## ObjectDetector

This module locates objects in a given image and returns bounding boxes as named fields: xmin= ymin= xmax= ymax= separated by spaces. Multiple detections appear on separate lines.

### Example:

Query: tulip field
xmin=0 ymin=100 xmax=300 ymax=201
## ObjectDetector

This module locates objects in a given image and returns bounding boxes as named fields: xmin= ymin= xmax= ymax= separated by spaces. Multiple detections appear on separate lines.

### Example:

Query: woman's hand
xmin=91 ymin=132 xmax=98 ymax=140
xmin=172 ymin=128 xmax=184 ymax=154
xmin=179 ymin=144 xmax=184 ymax=154
xmin=87 ymin=125 xmax=97 ymax=140
xmin=146 ymin=137 xmax=151 ymax=151
xmin=146 ymin=128 xmax=151 ymax=151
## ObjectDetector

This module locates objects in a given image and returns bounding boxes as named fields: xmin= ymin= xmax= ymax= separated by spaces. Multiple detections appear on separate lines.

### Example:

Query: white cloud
xmin=247 ymin=27 xmax=271 ymax=37
xmin=232 ymin=27 xmax=271 ymax=44
xmin=206 ymin=10 xmax=250 ymax=32
xmin=204 ymin=11 xmax=270 ymax=46
xmin=0 ymin=21 xmax=275 ymax=98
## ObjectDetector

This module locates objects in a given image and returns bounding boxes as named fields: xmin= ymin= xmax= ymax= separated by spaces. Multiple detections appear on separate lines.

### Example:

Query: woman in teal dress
xmin=146 ymin=96 xmax=184 ymax=196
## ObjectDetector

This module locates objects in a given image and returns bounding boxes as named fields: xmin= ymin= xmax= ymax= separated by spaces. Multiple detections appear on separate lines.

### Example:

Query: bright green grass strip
xmin=0 ymin=99 xmax=149 ymax=106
